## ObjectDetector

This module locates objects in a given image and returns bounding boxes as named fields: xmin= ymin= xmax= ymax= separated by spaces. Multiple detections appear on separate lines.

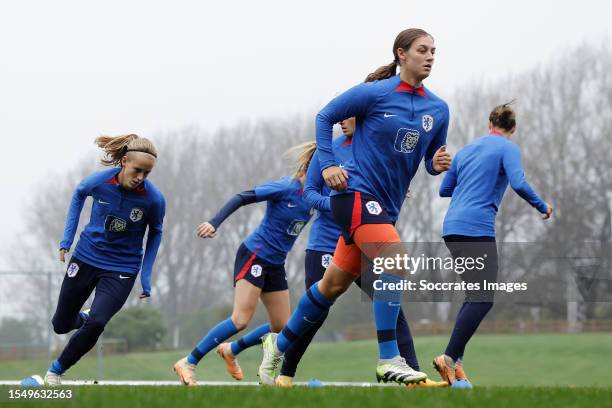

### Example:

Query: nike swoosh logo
xmin=383 ymin=113 xmax=397 ymax=118
xmin=288 ymin=203 xmax=297 ymax=208
xmin=119 ymin=275 xmax=131 ymax=279
xmin=98 ymin=200 xmax=111 ymax=205
xmin=303 ymin=316 xmax=316 ymax=324
xmin=214 ymin=337 xmax=220 ymax=344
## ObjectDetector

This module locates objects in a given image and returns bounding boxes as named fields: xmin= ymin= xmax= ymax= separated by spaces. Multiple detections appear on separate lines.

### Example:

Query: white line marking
xmin=0 ymin=380 xmax=393 ymax=387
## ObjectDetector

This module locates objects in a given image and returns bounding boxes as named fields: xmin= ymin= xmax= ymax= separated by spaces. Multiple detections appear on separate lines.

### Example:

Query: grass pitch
xmin=1 ymin=333 xmax=611 ymax=387
xmin=2 ymin=385 xmax=612 ymax=408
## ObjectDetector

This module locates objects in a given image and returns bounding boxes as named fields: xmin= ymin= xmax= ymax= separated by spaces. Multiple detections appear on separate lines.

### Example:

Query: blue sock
xmin=445 ymin=302 xmax=493 ymax=361
xmin=277 ymin=283 xmax=334 ymax=353
xmin=230 ymin=323 xmax=271 ymax=355
xmin=49 ymin=359 xmax=65 ymax=375
xmin=373 ymin=273 xmax=403 ymax=360
xmin=188 ymin=318 xmax=238 ymax=365
xmin=396 ymin=307 xmax=419 ymax=370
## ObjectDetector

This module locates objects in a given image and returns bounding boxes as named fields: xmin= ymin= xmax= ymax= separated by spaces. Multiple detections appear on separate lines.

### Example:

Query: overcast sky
xmin=0 ymin=0 xmax=610 ymax=269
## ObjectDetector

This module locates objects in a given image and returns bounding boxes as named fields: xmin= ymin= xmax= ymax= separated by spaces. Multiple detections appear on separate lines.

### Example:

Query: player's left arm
xmin=502 ymin=143 xmax=550 ymax=216
xmin=425 ymin=104 xmax=451 ymax=175
xmin=140 ymin=193 xmax=166 ymax=299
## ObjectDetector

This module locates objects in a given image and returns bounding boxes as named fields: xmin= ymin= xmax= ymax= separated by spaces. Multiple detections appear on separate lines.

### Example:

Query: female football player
xmin=174 ymin=142 xmax=316 ymax=385
xmin=433 ymin=102 xmax=552 ymax=387
xmin=46 ymin=134 xmax=165 ymax=385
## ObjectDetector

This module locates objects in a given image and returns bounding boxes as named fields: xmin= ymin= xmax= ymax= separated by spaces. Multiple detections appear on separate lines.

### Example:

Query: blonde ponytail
xmin=286 ymin=141 xmax=317 ymax=178
xmin=94 ymin=134 xmax=158 ymax=166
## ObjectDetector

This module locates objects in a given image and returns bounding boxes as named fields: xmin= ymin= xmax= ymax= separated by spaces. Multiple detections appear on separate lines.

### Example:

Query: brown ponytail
xmin=489 ymin=101 xmax=517 ymax=131
xmin=365 ymin=61 xmax=398 ymax=82
xmin=365 ymin=28 xmax=433 ymax=82
xmin=95 ymin=134 xmax=158 ymax=166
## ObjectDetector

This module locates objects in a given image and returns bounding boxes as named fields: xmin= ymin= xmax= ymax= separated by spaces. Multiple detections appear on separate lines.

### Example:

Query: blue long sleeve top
xmin=315 ymin=75 xmax=449 ymax=222
xmin=440 ymin=133 xmax=548 ymax=237
xmin=60 ymin=168 xmax=165 ymax=295
xmin=209 ymin=177 xmax=313 ymax=265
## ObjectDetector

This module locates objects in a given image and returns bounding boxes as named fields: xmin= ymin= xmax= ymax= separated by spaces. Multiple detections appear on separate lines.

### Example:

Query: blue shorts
xmin=233 ymin=243 xmax=288 ymax=292
xmin=304 ymin=250 xmax=334 ymax=289
xmin=331 ymin=192 xmax=392 ymax=244
xmin=305 ymin=249 xmax=370 ymax=295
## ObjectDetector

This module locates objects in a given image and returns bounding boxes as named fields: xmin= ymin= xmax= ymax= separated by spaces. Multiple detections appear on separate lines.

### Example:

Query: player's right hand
xmin=197 ymin=222 xmax=216 ymax=238
xmin=543 ymin=203 xmax=554 ymax=220
xmin=322 ymin=165 xmax=349 ymax=192
xmin=59 ymin=248 xmax=68 ymax=263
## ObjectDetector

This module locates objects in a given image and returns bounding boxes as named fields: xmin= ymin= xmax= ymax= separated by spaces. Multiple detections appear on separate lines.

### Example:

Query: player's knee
xmin=83 ymin=316 xmax=107 ymax=335
xmin=230 ymin=314 xmax=251 ymax=331
xmin=52 ymin=318 xmax=72 ymax=335
xmin=318 ymin=278 xmax=349 ymax=300
xmin=269 ymin=322 xmax=285 ymax=333
xmin=465 ymin=299 xmax=494 ymax=313
xmin=323 ymin=284 xmax=344 ymax=299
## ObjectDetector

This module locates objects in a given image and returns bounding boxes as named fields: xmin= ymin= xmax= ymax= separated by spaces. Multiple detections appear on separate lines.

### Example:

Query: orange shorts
xmin=332 ymin=223 xmax=402 ymax=277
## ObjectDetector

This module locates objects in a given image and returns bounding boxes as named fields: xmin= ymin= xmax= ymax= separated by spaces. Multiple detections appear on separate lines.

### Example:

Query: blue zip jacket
xmin=316 ymin=75 xmax=449 ymax=222
xmin=304 ymin=134 xmax=353 ymax=253
xmin=60 ymin=168 xmax=165 ymax=295
xmin=440 ymin=133 xmax=548 ymax=237
xmin=209 ymin=177 xmax=313 ymax=265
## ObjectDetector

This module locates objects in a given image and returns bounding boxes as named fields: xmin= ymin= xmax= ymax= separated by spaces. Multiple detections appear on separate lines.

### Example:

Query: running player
xmin=259 ymin=28 xmax=452 ymax=385
xmin=45 ymin=134 xmax=165 ymax=385
xmin=173 ymin=142 xmax=316 ymax=385
xmin=276 ymin=118 xmax=444 ymax=387
xmin=432 ymin=102 xmax=552 ymax=388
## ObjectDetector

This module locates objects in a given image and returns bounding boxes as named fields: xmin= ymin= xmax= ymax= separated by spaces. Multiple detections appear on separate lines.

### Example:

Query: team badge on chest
xmin=422 ymin=115 xmax=434 ymax=132
xmin=287 ymin=220 xmax=306 ymax=236
xmin=105 ymin=215 xmax=127 ymax=232
xmin=394 ymin=128 xmax=420 ymax=154
xmin=130 ymin=208 xmax=144 ymax=222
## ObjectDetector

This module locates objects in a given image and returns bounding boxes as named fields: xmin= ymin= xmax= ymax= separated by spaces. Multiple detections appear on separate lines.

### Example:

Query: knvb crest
xmin=394 ymin=128 xmax=420 ymax=154
xmin=422 ymin=115 xmax=434 ymax=132
xmin=365 ymin=201 xmax=383 ymax=216
xmin=321 ymin=254 xmax=333 ymax=268
xmin=130 ymin=208 xmax=144 ymax=222
xmin=67 ymin=263 xmax=79 ymax=278
xmin=251 ymin=265 xmax=263 ymax=278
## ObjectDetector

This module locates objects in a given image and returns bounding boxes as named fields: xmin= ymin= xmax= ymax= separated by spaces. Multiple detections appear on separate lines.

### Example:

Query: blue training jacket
xmin=304 ymin=134 xmax=353 ymax=253
xmin=60 ymin=168 xmax=166 ymax=295
xmin=316 ymin=75 xmax=449 ymax=222
xmin=238 ymin=177 xmax=313 ymax=264
xmin=440 ymin=133 xmax=548 ymax=237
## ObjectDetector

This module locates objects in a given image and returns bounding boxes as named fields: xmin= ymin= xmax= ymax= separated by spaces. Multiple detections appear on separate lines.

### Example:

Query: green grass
xmin=2 ymin=386 xmax=612 ymax=408
xmin=1 ymin=333 xmax=612 ymax=387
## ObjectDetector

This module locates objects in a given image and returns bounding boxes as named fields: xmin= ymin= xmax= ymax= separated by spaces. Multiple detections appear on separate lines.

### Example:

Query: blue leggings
xmin=52 ymin=257 xmax=135 ymax=372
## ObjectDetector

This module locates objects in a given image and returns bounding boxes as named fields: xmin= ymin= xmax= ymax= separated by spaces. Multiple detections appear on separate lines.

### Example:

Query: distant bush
xmin=105 ymin=306 xmax=166 ymax=351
